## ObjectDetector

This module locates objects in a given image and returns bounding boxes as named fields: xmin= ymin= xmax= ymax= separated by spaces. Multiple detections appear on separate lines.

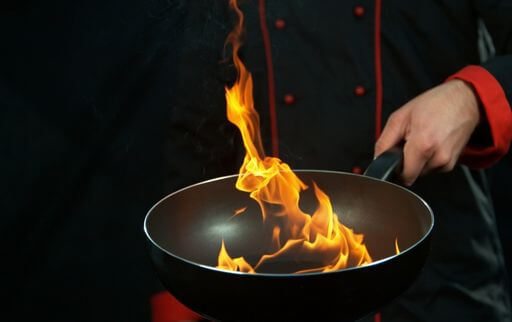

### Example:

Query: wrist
xmin=451 ymin=79 xmax=481 ymax=125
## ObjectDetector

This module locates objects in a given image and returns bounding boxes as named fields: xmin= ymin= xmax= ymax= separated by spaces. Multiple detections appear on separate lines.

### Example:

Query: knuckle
xmin=417 ymin=139 xmax=436 ymax=158
xmin=387 ymin=111 xmax=402 ymax=127
xmin=434 ymin=150 xmax=452 ymax=167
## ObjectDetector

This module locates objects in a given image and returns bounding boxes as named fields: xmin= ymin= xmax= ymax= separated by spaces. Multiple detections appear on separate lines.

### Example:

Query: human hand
xmin=374 ymin=80 xmax=481 ymax=186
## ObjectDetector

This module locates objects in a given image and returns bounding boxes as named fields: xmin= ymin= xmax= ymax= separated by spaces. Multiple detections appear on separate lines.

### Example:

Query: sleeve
xmin=447 ymin=64 xmax=512 ymax=169
xmin=445 ymin=1 xmax=512 ymax=169
xmin=150 ymin=291 xmax=202 ymax=322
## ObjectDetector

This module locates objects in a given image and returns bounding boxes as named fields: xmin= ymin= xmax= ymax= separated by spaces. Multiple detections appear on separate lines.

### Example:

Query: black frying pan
xmin=144 ymin=148 xmax=434 ymax=321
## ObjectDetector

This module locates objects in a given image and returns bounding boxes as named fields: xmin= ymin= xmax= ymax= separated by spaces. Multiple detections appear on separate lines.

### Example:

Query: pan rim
xmin=144 ymin=169 xmax=434 ymax=277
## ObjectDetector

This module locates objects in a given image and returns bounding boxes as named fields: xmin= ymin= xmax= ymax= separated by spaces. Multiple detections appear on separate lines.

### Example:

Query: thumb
xmin=374 ymin=109 xmax=408 ymax=158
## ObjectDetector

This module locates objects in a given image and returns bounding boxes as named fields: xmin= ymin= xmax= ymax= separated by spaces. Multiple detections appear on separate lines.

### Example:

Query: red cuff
xmin=150 ymin=291 xmax=202 ymax=322
xmin=447 ymin=65 xmax=512 ymax=168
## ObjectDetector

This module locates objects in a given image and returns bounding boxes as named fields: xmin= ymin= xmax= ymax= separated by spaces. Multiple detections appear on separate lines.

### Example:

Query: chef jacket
xmin=2 ymin=1 xmax=511 ymax=322
xmin=151 ymin=1 xmax=512 ymax=321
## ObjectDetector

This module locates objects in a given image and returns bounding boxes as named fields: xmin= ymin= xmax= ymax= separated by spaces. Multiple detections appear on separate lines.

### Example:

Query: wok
xmin=144 ymin=148 xmax=434 ymax=321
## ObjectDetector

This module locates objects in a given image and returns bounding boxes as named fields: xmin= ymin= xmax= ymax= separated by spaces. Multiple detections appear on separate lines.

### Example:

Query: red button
xmin=354 ymin=85 xmax=366 ymax=96
xmin=284 ymin=94 xmax=295 ymax=105
xmin=352 ymin=166 xmax=363 ymax=174
xmin=275 ymin=19 xmax=286 ymax=30
xmin=354 ymin=5 xmax=365 ymax=17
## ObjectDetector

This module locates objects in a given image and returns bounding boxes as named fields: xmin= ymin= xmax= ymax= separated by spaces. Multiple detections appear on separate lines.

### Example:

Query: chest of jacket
xmin=233 ymin=0 xmax=481 ymax=171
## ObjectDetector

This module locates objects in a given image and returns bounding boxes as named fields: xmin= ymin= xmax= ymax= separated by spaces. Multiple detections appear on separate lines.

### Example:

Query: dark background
xmin=1 ymin=1 xmax=186 ymax=321
xmin=1 ymin=1 xmax=510 ymax=321
xmin=491 ymin=155 xmax=512 ymax=279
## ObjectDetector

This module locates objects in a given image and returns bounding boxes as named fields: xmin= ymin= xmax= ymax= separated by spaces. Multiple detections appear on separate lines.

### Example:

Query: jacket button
xmin=275 ymin=19 xmax=286 ymax=30
xmin=352 ymin=166 xmax=363 ymax=174
xmin=284 ymin=94 xmax=295 ymax=105
xmin=353 ymin=5 xmax=365 ymax=18
xmin=354 ymin=85 xmax=366 ymax=96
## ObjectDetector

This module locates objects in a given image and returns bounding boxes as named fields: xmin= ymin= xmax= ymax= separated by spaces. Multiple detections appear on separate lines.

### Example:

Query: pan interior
xmin=146 ymin=171 xmax=433 ymax=273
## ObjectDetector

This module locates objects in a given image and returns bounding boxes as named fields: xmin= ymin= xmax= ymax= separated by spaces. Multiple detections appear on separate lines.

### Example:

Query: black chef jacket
xmin=2 ymin=1 xmax=511 ymax=322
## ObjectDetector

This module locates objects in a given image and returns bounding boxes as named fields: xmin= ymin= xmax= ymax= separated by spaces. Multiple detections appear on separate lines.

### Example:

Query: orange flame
xmin=232 ymin=206 xmax=247 ymax=218
xmin=217 ymin=0 xmax=372 ymax=273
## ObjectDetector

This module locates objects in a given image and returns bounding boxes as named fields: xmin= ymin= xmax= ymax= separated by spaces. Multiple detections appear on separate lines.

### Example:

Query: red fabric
xmin=150 ymin=291 xmax=202 ymax=322
xmin=258 ymin=0 xmax=280 ymax=157
xmin=447 ymin=65 xmax=512 ymax=168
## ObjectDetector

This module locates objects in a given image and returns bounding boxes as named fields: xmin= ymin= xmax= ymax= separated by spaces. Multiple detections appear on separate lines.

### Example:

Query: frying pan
xmin=144 ymin=148 xmax=434 ymax=321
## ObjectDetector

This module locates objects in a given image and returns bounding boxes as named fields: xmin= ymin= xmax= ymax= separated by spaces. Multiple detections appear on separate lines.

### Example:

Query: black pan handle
xmin=363 ymin=146 xmax=403 ymax=182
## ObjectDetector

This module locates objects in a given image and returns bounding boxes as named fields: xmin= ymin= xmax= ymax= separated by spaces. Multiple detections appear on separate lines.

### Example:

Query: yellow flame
xmin=217 ymin=0 xmax=372 ymax=273
xmin=395 ymin=238 xmax=401 ymax=254
xmin=217 ymin=240 xmax=254 ymax=273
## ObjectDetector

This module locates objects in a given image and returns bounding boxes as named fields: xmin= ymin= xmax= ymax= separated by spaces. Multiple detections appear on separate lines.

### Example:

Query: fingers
xmin=374 ymin=109 xmax=408 ymax=158
xmin=402 ymin=138 xmax=459 ymax=185
xmin=402 ymin=138 xmax=434 ymax=186
xmin=376 ymin=106 xmax=442 ymax=186
xmin=376 ymin=81 xmax=478 ymax=185
xmin=423 ymin=147 xmax=458 ymax=174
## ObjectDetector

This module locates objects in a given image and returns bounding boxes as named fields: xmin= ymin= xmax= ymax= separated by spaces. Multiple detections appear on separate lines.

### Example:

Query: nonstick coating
xmin=145 ymin=170 xmax=434 ymax=321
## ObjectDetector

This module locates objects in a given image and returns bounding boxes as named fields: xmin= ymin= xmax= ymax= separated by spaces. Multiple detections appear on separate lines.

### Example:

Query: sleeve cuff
xmin=150 ymin=291 xmax=202 ymax=322
xmin=446 ymin=65 xmax=512 ymax=168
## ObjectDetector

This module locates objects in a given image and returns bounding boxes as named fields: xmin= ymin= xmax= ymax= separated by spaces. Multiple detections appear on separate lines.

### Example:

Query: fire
xmin=232 ymin=207 xmax=247 ymax=217
xmin=217 ymin=0 xmax=372 ymax=273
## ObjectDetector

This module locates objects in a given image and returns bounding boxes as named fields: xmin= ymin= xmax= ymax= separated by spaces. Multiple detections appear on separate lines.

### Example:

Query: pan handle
xmin=363 ymin=146 xmax=403 ymax=181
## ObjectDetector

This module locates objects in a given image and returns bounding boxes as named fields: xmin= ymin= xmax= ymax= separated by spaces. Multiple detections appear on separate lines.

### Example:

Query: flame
xmin=395 ymin=238 xmax=400 ymax=254
xmin=231 ymin=206 xmax=247 ymax=218
xmin=217 ymin=240 xmax=254 ymax=273
xmin=217 ymin=0 xmax=372 ymax=273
